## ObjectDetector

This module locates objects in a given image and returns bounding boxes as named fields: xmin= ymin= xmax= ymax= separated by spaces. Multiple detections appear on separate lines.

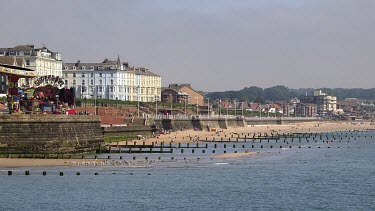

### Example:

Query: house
xmin=161 ymin=84 xmax=204 ymax=106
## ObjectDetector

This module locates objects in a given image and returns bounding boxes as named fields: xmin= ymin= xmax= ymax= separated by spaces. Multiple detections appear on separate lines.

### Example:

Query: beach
xmin=140 ymin=121 xmax=375 ymax=145
xmin=1 ymin=121 xmax=374 ymax=168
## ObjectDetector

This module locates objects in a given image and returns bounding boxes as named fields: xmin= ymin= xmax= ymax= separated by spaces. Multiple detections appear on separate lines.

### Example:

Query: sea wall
xmin=0 ymin=114 xmax=104 ymax=156
xmin=245 ymin=118 xmax=319 ymax=125
xmin=153 ymin=118 xmax=246 ymax=131
xmin=103 ymin=125 xmax=157 ymax=138
xmin=152 ymin=118 xmax=320 ymax=131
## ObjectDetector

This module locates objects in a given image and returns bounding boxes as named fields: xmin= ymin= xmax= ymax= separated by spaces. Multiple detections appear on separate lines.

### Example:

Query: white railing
xmin=151 ymin=115 xmax=320 ymax=121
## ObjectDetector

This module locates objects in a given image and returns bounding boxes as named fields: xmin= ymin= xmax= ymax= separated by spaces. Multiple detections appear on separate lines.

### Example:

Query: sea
xmin=0 ymin=130 xmax=374 ymax=211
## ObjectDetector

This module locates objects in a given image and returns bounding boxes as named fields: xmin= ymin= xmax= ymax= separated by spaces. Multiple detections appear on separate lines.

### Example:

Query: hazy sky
xmin=1 ymin=0 xmax=374 ymax=91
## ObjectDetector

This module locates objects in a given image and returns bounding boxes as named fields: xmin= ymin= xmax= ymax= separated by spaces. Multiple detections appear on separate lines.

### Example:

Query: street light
xmin=219 ymin=99 xmax=222 ymax=117
xmin=137 ymin=85 xmax=140 ymax=118
xmin=207 ymin=98 xmax=210 ymax=117
xmin=226 ymin=99 xmax=229 ymax=117
xmin=155 ymin=95 xmax=158 ymax=117
xmin=93 ymin=72 xmax=97 ymax=115
xmin=195 ymin=97 xmax=198 ymax=116
xmin=234 ymin=100 xmax=236 ymax=116
xmin=169 ymin=94 xmax=172 ymax=117
xmin=241 ymin=101 xmax=244 ymax=116
xmin=184 ymin=95 xmax=187 ymax=116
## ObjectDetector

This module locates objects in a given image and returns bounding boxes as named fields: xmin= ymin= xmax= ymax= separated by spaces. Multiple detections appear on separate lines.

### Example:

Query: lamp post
xmin=207 ymin=98 xmax=210 ymax=117
xmin=169 ymin=94 xmax=172 ymax=117
xmin=137 ymin=85 xmax=140 ymax=118
xmin=219 ymin=99 xmax=222 ymax=117
xmin=184 ymin=95 xmax=187 ymax=116
xmin=234 ymin=100 xmax=236 ymax=116
xmin=94 ymin=72 xmax=97 ymax=115
xmin=72 ymin=80 xmax=76 ymax=108
xmin=83 ymin=87 xmax=87 ymax=114
xmin=226 ymin=100 xmax=229 ymax=117
xmin=195 ymin=97 xmax=198 ymax=116
xmin=241 ymin=101 xmax=244 ymax=116
xmin=155 ymin=95 xmax=158 ymax=117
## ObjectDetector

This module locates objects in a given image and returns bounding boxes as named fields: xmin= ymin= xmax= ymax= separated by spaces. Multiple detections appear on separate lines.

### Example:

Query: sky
xmin=0 ymin=0 xmax=374 ymax=91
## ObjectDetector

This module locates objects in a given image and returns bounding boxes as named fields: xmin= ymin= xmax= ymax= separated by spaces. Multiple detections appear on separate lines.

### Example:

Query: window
xmin=99 ymin=87 xmax=102 ymax=92
xmin=73 ymin=66 xmax=76 ymax=70
xmin=111 ymin=73 xmax=113 ymax=77
xmin=90 ymin=87 xmax=94 ymax=92
xmin=65 ymin=80 xmax=68 ymax=85
xmin=73 ymin=73 xmax=76 ymax=77
xmin=82 ymin=79 xmax=85 ymax=86
xmin=81 ymin=66 xmax=85 ymax=70
xmin=72 ymin=79 xmax=76 ymax=86
xmin=82 ymin=73 xmax=85 ymax=78
xmin=99 ymin=73 xmax=102 ymax=77
xmin=99 ymin=79 xmax=102 ymax=85
xmin=110 ymin=79 xmax=113 ymax=85
xmin=90 ymin=80 xmax=93 ymax=85
xmin=110 ymin=87 xmax=113 ymax=92
xmin=65 ymin=66 xmax=68 ymax=70
xmin=90 ymin=73 xmax=93 ymax=77
xmin=90 ymin=66 xmax=94 ymax=70
xmin=26 ymin=60 xmax=30 ymax=65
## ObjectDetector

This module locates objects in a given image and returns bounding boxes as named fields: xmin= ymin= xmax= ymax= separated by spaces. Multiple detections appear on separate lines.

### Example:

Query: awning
xmin=0 ymin=64 xmax=37 ymax=78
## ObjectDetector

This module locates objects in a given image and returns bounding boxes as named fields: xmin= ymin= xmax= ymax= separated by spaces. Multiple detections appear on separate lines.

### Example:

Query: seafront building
xmin=161 ymin=84 xmax=204 ymax=106
xmin=63 ymin=57 xmax=161 ymax=102
xmin=300 ymin=90 xmax=337 ymax=116
xmin=0 ymin=45 xmax=63 ymax=77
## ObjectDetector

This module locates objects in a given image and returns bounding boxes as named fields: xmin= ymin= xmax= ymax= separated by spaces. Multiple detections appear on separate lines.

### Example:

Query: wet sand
xmin=0 ymin=158 xmax=96 ymax=167
xmin=212 ymin=152 xmax=257 ymax=159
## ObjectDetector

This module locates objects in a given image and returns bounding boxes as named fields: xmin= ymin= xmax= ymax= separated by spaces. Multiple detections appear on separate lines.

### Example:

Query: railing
xmin=244 ymin=116 xmax=320 ymax=121
xmin=151 ymin=115 xmax=320 ymax=121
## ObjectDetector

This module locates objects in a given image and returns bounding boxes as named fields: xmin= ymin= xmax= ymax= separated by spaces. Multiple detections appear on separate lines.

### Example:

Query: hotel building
xmin=62 ymin=57 xmax=161 ymax=102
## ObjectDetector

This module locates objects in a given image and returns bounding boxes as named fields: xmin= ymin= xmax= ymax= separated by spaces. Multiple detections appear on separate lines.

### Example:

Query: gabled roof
xmin=0 ymin=56 xmax=26 ymax=67
xmin=165 ymin=83 xmax=203 ymax=96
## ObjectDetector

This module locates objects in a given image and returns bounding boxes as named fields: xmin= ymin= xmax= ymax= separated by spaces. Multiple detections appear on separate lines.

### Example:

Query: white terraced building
xmin=0 ymin=45 xmax=63 ymax=77
xmin=62 ymin=57 xmax=161 ymax=102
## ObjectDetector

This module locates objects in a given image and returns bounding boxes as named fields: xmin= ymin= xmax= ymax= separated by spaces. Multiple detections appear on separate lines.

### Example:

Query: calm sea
xmin=0 ymin=131 xmax=374 ymax=210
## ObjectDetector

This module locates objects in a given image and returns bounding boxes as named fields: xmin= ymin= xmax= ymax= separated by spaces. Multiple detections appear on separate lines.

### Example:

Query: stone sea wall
xmin=0 ymin=114 xmax=104 ymax=156
xmin=153 ymin=118 xmax=246 ymax=131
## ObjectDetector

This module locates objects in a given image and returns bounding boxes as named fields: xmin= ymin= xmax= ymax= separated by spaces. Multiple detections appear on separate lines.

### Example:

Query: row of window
xmin=68 ymin=72 xmax=143 ymax=79
xmin=71 ymin=73 xmax=113 ymax=78
xmin=67 ymin=66 xmax=121 ymax=70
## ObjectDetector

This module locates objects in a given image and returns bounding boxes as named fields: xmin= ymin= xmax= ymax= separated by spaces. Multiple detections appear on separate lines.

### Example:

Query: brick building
xmin=161 ymin=84 xmax=204 ymax=106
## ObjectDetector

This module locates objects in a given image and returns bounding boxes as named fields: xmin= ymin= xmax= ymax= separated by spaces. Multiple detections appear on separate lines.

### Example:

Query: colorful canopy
xmin=0 ymin=64 xmax=37 ymax=78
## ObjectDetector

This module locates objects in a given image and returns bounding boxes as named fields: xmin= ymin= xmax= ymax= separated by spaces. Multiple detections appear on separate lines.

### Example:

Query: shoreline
xmin=1 ymin=121 xmax=374 ymax=168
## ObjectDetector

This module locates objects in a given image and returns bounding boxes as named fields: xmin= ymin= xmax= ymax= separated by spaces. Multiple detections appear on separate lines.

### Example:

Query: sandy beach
xmin=1 ymin=121 xmax=374 ymax=168
xmin=138 ymin=121 xmax=375 ymax=145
